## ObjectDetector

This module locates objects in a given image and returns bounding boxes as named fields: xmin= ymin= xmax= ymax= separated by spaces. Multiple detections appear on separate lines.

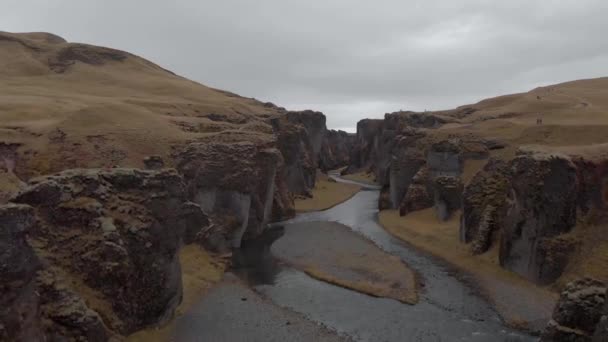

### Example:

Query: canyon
xmin=1 ymin=30 xmax=608 ymax=342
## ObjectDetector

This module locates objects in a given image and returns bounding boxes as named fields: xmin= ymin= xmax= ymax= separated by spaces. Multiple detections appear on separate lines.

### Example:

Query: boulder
xmin=500 ymin=152 xmax=578 ymax=284
xmin=541 ymin=278 xmax=606 ymax=342
xmin=143 ymin=155 xmax=165 ymax=170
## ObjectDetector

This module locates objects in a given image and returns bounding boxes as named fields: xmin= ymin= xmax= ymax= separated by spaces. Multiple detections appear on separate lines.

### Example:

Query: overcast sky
xmin=3 ymin=1 xmax=608 ymax=131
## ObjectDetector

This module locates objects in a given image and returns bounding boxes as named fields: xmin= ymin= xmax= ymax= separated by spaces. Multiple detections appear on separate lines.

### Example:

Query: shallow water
xmin=179 ymin=176 xmax=537 ymax=341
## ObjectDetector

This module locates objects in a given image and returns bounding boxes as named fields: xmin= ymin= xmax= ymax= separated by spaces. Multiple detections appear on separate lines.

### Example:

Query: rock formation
xmin=399 ymin=166 xmax=432 ymax=216
xmin=2 ymin=167 xmax=213 ymax=337
xmin=460 ymin=159 xmax=510 ymax=254
xmin=174 ymin=140 xmax=281 ymax=248
xmin=0 ymin=204 xmax=44 ymax=341
xmin=541 ymin=278 xmax=607 ymax=342
xmin=499 ymin=152 xmax=579 ymax=284
xmin=345 ymin=118 xmax=384 ymax=174
xmin=319 ymin=130 xmax=355 ymax=172
xmin=271 ymin=112 xmax=321 ymax=197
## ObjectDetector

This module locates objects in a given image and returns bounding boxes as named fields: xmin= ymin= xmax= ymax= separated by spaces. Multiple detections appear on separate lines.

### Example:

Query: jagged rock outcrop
xmin=460 ymin=159 xmax=511 ymax=254
xmin=399 ymin=166 xmax=433 ymax=216
xmin=319 ymin=130 xmax=355 ymax=172
xmin=541 ymin=278 xmax=607 ymax=342
xmin=384 ymin=111 xmax=456 ymax=129
xmin=175 ymin=141 xmax=280 ymax=247
xmin=379 ymin=186 xmax=392 ymax=211
xmin=271 ymin=113 xmax=322 ymax=197
xmin=9 ymin=168 xmax=206 ymax=335
xmin=345 ymin=119 xmax=384 ymax=174
xmin=388 ymin=130 xmax=426 ymax=209
xmin=500 ymin=152 xmax=579 ymax=284
xmin=427 ymin=140 xmax=463 ymax=178
xmin=594 ymin=292 xmax=608 ymax=341
xmin=433 ymin=176 xmax=463 ymax=221
xmin=285 ymin=110 xmax=327 ymax=162
xmin=0 ymin=204 xmax=44 ymax=341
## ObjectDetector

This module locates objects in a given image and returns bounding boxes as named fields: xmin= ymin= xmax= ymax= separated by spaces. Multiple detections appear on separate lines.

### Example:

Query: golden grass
xmin=341 ymin=171 xmax=378 ymax=186
xmin=378 ymin=208 xmax=558 ymax=327
xmin=295 ymin=173 xmax=361 ymax=212
xmin=557 ymin=223 xmax=608 ymax=287
xmin=0 ymin=32 xmax=281 ymax=187
xmin=303 ymin=265 xmax=418 ymax=304
xmin=278 ymin=221 xmax=418 ymax=305
xmin=126 ymin=245 xmax=226 ymax=342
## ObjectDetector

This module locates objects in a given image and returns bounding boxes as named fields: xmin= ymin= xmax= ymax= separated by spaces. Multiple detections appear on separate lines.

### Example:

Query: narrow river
xmin=174 ymin=176 xmax=536 ymax=341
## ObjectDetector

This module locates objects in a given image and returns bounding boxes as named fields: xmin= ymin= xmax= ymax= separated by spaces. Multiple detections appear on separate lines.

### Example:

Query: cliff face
xmin=271 ymin=110 xmax=331 ymax=197
xmin=499 ymin=152 xmax=579 ymax=284
xmin=2 ymin=168 xmax=207 ymax=338
xmin=461 ymin=149 xmax=608 ymax=284
xmin=347 ymin=103 xmax=608 ymax=286
xmin=319 ymin=130 xmax=355 ymax=172
xmin=174 ymin=140 xmax=280 ymax=248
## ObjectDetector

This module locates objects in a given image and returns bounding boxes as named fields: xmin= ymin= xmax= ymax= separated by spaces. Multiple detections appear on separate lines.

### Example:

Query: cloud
xmin=2 ymin=0 xmax=607 ymax=131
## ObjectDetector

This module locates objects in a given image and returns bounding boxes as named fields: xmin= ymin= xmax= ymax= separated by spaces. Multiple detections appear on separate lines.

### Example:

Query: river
xmin=174 ymin=176 xmax=536 ymax=341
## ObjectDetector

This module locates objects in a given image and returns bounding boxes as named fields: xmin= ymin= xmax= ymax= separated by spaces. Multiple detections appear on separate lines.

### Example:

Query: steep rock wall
xmin=174 ymin=141 xmax=280 ymax=248
xmin=319 ymin=130 xmax=355 ymax=172
xmin=499 ymin=152 xmax=579 ymax=284
xmin=4 ymin=168 xmax=206 ymax=337
xmin=271 ymin=113 xmax=321 ymax=196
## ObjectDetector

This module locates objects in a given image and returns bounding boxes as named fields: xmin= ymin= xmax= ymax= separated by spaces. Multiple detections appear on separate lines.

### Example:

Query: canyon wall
xmin=319 ymin=129 xmax=356 ymax=172
xmin=2 ymin=168 xmax=201 ymax=339
xmin=346 ymin=110 xmax=608 ymax=287
xmin=0 ymin=108 xmax=355 ymax=340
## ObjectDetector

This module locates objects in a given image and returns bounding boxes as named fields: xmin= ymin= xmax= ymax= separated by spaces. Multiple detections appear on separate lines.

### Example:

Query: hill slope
xmin=0 ymin=31 xmax=284 ymax=189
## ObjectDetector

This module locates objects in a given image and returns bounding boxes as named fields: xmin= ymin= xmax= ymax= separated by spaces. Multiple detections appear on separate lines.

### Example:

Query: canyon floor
xmin=139 ymin=177 xmax=541 ymax=341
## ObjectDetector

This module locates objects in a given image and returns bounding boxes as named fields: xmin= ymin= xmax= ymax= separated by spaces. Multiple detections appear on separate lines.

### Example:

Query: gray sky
xmin=3 ymin=0 xmax=608 ymax=131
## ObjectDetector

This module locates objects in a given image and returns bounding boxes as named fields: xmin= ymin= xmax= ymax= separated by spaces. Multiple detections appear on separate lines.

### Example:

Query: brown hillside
xmin=0 ymin=31 xmax=284 ymax=194
xmin=431 ymin=77 xmax=608 ymax=151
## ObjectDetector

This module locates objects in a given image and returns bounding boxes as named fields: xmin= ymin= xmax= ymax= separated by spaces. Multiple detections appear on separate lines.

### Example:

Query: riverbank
xmin=126 ymin=245 xmax=227 ymax=341
xmin=378 ymin=208 xmax=558 ymax=333
xmin=172 ymin=273 xmax=350 ymax=342
xmin=295 ymin=172 xmax=360 ymax=212
xmin=271 ymin=221 xmax=418 ymax=304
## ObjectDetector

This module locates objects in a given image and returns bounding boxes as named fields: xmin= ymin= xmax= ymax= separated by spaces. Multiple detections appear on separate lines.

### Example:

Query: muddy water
xmin=176 ymin=176 xmax=536 ymax=341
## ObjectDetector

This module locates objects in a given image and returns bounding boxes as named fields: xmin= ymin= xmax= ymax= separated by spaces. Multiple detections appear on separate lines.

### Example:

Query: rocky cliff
xmin=319 ymin=129 xmax=355 ymax=172
xmin=0 ymin=32 xmax=344 ymax=340
xmin=346 ymin=102 xmax=608 ymax=288
xmin=1 ymin=168 xmax=206 ymax=339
